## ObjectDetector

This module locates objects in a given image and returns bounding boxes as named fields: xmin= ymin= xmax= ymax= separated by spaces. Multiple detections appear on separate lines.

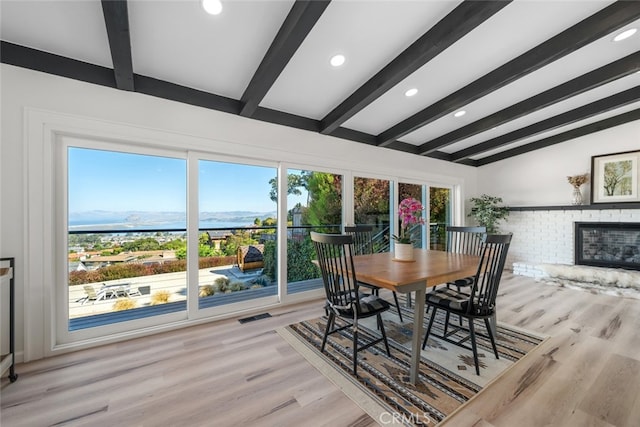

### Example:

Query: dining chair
xmin=311 ymin=231 xmax=392 ymax=375
xmin=344 ymin=225 xmax=403 ymax=322
xmin=444 ymin=225 xmax=486 ymax=290
xmin=421 ymin=233 xmax=512 ymax=375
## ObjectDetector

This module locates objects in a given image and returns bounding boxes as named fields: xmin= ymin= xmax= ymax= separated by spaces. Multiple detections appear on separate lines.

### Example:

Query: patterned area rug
xmin=278 ymin=305 xmax=546 ymax=426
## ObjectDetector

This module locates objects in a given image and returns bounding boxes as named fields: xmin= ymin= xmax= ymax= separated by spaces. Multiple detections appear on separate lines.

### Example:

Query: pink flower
xmin=394 ymin=197 xmax=425 ymax=243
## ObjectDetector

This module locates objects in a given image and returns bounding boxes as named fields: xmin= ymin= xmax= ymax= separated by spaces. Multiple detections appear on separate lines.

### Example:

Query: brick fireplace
xmin=500 ymin=205 xmax=640 ymax=278
xmin=575 ymin=222 xmax=640 ymax=271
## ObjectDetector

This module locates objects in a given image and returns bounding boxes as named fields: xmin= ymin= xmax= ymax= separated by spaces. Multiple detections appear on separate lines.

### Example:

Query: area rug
xmin=278 ymin=305 xmax=546 ymax=426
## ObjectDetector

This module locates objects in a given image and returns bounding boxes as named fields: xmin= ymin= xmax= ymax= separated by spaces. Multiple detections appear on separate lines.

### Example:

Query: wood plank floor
xmin=2 ymin=273 xmax=639 ymax=426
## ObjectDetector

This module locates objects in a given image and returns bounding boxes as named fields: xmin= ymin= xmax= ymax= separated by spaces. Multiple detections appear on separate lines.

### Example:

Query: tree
xmin=269 ymin=172 xmax=308 ymax=203
xmin=305 ymin=173 xmax=342 ymax=226
xmin=603 ymin=160 xmax=632 ymax=196
xmin=354 ymin=177 xmax=389 ymax=224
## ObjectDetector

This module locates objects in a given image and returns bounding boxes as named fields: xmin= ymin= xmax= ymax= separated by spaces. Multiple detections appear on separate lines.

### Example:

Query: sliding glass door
xmin=197 ymin=159 xmax=278 ymax=310
xmin=66 ymin=146 xmax=187 ymax=332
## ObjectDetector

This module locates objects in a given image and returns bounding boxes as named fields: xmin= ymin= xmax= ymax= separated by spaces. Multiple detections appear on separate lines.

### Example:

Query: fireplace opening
xmin=575 ymin=222 xmax=640 ymax=271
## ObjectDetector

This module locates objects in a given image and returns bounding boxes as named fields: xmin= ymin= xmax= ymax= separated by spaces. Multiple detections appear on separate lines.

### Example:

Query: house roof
xmin=1 ymin=0 xmax=639 ymax=166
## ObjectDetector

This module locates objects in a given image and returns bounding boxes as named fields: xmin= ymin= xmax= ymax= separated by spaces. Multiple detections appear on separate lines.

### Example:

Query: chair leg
xmin=468 ymin=317 xmax=480 ymax=375
xmin=444 ymin=311 xmax=451 ymax=335
xmin=485 ymin=318 xmax=500 ymax=359
xmin=378 ymin=313 xmax=391 ymax=356
xmin=321 ymin=312 xmax=335 ymax=353
xmin=421 ymin=306 xmax=438 ymax=350
xmin=392 ymin=291 xmax=403 ymax=323
xmin=352 ymin=317 xmax=359 ymax=375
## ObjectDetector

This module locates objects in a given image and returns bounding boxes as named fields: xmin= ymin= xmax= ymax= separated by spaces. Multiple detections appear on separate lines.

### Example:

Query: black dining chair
xmin=311 ymin=231 xmax=392 ymax=375
xmin=444 ymin=225 xmax=486 ymax=290
xmin=344 ymin=225 xmax=403 ymax=322
xmin=421 ymin=233 xmax=512 ymax=375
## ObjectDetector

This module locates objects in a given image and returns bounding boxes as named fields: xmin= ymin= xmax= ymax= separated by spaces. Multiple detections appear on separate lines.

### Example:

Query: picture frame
xmin=590 ymin=150 xmax=640 ymax=204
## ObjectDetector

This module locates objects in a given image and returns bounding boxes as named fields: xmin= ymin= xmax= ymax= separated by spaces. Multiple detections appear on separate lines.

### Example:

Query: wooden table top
xmin=352 ymin=249 xmax=479 ymax=292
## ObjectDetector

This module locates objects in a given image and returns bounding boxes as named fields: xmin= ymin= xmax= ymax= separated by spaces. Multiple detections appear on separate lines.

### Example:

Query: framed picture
xmin=590 ymin=150 xmax=640 ymax=204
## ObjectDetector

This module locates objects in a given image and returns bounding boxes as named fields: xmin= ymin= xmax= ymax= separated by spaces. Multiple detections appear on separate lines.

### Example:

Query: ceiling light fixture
xmin=404 ymin=88 xmax=418 ymax=97
xmin=613 ymin=28 xmax=637 ymax=42
xmin=202 ymin=0 xmax=223 ymax=15
xmin=454 ymin=110 xmax=466 ymax=118
xmin=330 ymin=54 xmax=345 ymax=67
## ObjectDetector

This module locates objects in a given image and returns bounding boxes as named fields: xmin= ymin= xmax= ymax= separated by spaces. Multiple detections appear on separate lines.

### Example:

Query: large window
xmin=198 ymin=160 xmax=278 ymax=309
xmin=354 ymin=176 xmax=391 ymax=253
xmin=429 ymin=187 xmax=452 ymax=250
xmin=286 ymin=169 xmax=342 ymax=294
xmin=67 ymin=147 xmax=187 ymax=331
xmin=57 ymin=136 xmax=459 ymax=346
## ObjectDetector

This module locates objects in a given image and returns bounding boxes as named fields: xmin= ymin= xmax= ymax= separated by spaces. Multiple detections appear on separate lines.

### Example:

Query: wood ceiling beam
xmin=319 ymin=0 xmax=510 ymax=135
xmin=450 ymin=86 xmax=640 ymax=162
xmin=377 ymin=1 xmax=640 ymax=147
xmin=0 ymin=41 xmax=116 ymax=87
xmin=135 ymin=75 xmax=241 ymax=114
xmin=101 ymin=0 xmax=134 ymax=91
xmin=418 ymin=52 xmax=640 ymax=155
xmin=475 ymin=109 xmax=640 ymax=166
xmin=239 ymin=0 xmax=330 ymax=118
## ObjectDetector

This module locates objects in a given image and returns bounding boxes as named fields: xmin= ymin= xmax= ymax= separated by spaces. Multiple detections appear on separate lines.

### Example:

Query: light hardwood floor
xmin=2 ymin=273 xmax=639 ymax=426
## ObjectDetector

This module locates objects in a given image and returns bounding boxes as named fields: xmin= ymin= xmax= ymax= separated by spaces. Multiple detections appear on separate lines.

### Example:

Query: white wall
xmin=476 ymin=120 xmax=640 ymax=207
xmin=0 ymin=64 xmax=478 ymax=361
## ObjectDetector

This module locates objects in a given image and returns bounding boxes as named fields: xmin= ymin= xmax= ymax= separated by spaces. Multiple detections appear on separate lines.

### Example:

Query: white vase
xmin=571 ymin=186 xmax=583 ymax=205
xmin=394 ymin=242 xmax=414 ymax=261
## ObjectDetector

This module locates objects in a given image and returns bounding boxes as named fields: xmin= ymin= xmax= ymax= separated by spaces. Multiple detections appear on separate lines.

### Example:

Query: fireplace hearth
xmin=575 ymin=222 xmax=640 ymax=271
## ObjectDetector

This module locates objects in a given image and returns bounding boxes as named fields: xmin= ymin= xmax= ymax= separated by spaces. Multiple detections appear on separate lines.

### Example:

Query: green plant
xmin=468 ymin=194 xmax=509 ymax=233
xmin=228 ymin=281 xmax=247 ymax=292
xmin=213 ymin=276 xmax=230 ymax=293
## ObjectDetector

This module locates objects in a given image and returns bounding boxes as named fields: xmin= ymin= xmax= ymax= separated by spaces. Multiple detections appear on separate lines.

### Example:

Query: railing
xmin=67 ymin=222 xmax=447 ymax=329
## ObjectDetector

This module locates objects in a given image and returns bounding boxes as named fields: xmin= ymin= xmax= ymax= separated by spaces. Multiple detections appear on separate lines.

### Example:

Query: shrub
xmin=199 ymin=284 xmax=215 ymax=297
xmin=250 ymin=284 xmax=263 ymax=289
xmin=213 ymin=276 xmax=230 ymax=293
xmin=228 ymin=281 xmax=247 ymax=292
xmin=263 ymin=238 xmax=319 ymax=283
xmin=150 ymin=290 xmax=171 ymax=305
xmin=113 ymin=298 xmax=137 ymax=311
xmin=68 ymin=255 xmax=236 ymax=286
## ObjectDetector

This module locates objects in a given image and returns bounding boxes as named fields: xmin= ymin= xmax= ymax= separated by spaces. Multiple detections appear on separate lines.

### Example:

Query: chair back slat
xmin=446 ymin=226 xmax=486 ymax=256
xmin=468 ymin=234 xmax=512 ymax=316
xmin=311 ymin=232 xmax=360 ymax=312
xmin=344 ymin=225 xmax=374 ymax=256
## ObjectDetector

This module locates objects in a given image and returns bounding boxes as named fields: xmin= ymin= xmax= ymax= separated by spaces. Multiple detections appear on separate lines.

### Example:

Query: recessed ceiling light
xmin=613 ymin=28 xmax=637 ymax=42
xmin=330 ymin=54 xmax=345 ymax=67
xmin=202 ymin=0 xmax=222 ymax=15
xmin=454 ymin=110 xmax=466 ymax=118
xmin=404 ymin=88 xmax=418 ymax=97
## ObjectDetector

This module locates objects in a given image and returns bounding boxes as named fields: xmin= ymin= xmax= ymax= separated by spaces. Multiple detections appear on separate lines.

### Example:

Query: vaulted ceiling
xmin=2 ymin=0 xmax=639 ymax=166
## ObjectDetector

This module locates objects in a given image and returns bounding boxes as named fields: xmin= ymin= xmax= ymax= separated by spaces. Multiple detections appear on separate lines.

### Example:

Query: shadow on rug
xmin=278 ymin=306 xmax=546 ymax=426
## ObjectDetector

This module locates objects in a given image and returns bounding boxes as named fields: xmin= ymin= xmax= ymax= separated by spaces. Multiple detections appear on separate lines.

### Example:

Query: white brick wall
xmin=500 ymin=209 xmax=640 ymax=274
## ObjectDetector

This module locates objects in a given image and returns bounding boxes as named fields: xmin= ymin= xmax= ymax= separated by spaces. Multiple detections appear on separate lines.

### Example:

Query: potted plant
xmin=392 ymin=197 xmax=425 ymax=260
xmin=468 ymin=194 xmax=509 ymax=233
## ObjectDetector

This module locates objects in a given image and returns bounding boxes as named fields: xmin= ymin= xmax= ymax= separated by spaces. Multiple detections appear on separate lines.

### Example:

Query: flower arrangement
xmin=567 ymin=173 xmax=589 ymax=188
xmin=393 ymin=197 xmax=425 ymax=244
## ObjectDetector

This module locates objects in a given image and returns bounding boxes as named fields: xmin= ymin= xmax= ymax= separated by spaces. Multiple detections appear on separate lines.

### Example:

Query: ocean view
xmin=68 ymin=211 xmax=277 ymax=231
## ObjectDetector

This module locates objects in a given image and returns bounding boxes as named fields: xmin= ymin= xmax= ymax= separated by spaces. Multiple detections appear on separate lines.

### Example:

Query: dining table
xmin=351 ymin=248 xmax=479 ymax=384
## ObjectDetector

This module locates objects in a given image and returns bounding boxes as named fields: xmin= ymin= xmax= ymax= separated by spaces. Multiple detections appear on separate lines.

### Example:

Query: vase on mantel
xmin=571 ymin=186 xmax=583 ymax=205
xmin=394 ymin=242 xmax=414 ymax=261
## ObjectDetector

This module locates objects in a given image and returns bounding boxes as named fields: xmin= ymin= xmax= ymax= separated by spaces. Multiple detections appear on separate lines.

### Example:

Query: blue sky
xmin=68 ymin=148 xmax=307 ymax=213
